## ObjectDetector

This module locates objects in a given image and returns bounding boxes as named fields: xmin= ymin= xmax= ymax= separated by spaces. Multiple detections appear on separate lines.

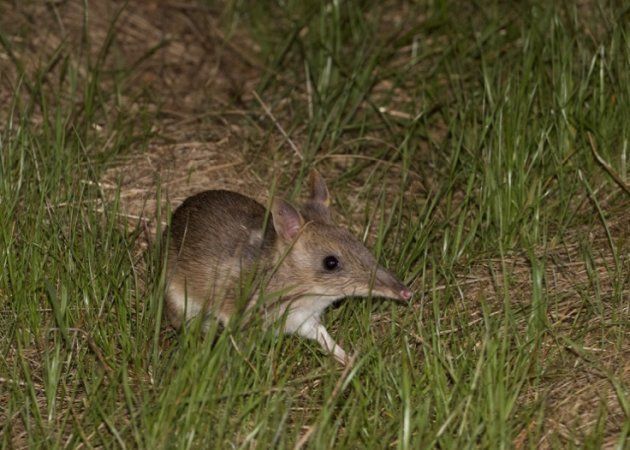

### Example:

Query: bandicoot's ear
xmin=271 ymin=198 xmax=304 ymax=241
xmin=303 ymin=169 xmax=332 ymax=223
xmin=309 ymin=169 xmax=330 ymax=206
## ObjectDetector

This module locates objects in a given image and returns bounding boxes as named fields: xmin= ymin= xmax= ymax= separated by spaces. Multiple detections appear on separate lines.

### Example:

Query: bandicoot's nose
xmin=375 ymin=266 xmax=412 ymax=302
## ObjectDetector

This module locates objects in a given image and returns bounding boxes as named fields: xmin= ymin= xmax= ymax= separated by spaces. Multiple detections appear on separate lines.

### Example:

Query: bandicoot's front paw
xmin=333 ymin=346 xmax=356 ymax=366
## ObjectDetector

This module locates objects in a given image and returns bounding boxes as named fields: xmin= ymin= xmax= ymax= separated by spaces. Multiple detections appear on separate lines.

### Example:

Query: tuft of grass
xmin=1 ymin=0 xmax=628 ymax=448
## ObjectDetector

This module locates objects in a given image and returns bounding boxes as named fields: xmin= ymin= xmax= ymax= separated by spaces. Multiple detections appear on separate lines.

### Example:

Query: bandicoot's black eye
xmin=323 ymin=255 xmax=339 ymax=271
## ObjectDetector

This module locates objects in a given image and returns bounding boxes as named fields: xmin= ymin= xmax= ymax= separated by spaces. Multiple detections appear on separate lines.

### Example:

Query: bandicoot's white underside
xmin=167 ymin=286 xmax=349 ymax=364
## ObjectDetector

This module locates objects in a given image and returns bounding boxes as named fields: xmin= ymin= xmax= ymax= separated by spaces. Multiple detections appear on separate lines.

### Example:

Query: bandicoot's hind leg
xmin=164 ymin=284 xmax=203 ymax=328
xmin=165 ymin=284 xmax=233 ymax=333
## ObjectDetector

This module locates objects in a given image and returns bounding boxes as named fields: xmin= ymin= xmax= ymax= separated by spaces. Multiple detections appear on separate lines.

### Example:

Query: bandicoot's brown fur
xmin=164 ymin=170 xmax=411 ymax=364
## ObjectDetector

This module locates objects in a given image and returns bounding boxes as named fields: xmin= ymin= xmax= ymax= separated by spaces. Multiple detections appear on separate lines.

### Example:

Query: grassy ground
xmin=0 ymin=0 xmax=628 ymax=448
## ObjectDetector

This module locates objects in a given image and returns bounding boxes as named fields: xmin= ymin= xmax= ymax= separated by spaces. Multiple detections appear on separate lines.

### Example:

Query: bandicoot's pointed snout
xmin=374 ymin=266 xmax=413 ymax=302
xmin=399 ymin=288 xmax=412 ymax=301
